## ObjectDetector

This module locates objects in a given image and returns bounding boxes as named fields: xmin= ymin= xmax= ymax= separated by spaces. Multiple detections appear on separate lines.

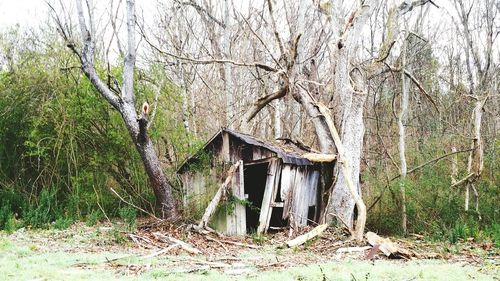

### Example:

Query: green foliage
xmin=365 ymin=136 xmax=499 ymax=246
xmin=0 ymin=28 xmax=194 ymax=230
xmin=484 ymin=224 xmax=500 ymax=248
xmin=221 ymin=193 xmax=260 ymax=216
xmin=250 ymin=232 xmax=268 ymax=245
xmin=23 ymin=188 xmax=60 ymax=228
xmin=118 ymin=207 xmax=137 ymax=231
xmin=86 ymin=210 xmax=103 ymax=227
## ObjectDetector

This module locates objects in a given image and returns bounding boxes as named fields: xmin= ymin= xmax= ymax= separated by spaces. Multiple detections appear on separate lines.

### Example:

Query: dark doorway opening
xmin=243 ymin=162 xmax=268 ymax=233
xmin=268 ymin=176 xmax=287 ymax=231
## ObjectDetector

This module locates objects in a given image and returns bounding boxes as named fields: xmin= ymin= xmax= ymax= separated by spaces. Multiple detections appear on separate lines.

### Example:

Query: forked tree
xmin=49 ymin=0 xmax=178 ymax=219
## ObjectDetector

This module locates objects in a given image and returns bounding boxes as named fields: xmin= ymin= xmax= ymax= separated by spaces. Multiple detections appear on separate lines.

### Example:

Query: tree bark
xmin=398 ymin=34 xmax=409 ymax=235
xmin=326 ymin=1 xmax=374 ymax=229
xmin=223 ymin=0 xmax=234 ymax=129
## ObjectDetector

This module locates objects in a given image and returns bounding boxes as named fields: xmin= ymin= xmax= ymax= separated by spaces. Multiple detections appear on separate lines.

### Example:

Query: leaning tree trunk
xmin=135 ymin=134 xmax=178 ymax=218
xmin=70 ymin=0 xmax=178 ymax=219
xmin=117 ymin=91 xmax=179 ymax=220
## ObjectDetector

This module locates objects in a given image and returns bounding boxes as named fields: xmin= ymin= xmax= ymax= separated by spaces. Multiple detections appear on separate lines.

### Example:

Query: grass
xmin=1 ymin=221 xmax=498 ymax=281
xmin=0 ymin=247 xmax=496 ymax=281
xmin=1 ymin=229 xmax=498 ymax=281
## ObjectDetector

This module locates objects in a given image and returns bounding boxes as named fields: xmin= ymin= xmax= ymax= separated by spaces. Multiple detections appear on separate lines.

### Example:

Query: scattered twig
xmin=153 ymin=232 xmax=202 ymax=254
xmin=205 ymin=236 xmax=229 ymax=251
xmin=207 ymin=236 xmax=261 ymax=249
xmin=109 ymin=187 xmax=161 ymax=221
xmin=140 ymin=244 xmax=181 ymax=259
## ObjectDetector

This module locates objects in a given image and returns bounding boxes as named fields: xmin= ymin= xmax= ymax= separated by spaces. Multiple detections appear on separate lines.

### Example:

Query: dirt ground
xmin=0 ymin=220 xmax=498 ymax=280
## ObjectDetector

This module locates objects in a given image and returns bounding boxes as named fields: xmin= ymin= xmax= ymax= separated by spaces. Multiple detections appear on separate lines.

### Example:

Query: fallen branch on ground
xmin=153 ymin=232 xmax=202 ymax=254
xmin=140 ymin=244 xmax=181 ymax=259
xmin=286 ymin=224 xmax=328 ymax=247
xmin=206 ymin=236 xmax=261 ymax=249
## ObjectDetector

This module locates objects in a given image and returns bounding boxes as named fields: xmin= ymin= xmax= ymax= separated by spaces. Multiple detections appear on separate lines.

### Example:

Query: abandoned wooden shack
xmin=177 ymin=128 xmax=335 ymax=235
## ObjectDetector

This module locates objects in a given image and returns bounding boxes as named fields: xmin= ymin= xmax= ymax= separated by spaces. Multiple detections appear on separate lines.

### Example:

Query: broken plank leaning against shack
xmin=198 ymin=161 xmax=242 ymax=229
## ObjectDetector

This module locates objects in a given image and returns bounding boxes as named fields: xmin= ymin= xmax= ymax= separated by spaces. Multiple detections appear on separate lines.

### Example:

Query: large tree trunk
xmin=121 ymin=101 xmax=179 ymax=219
xmin=136 ymin=137 xmax=178 ymax=218
xmin=327 ymin=42 xmax=369 ymax=228
xmin=327 ymin=91 xmax=367 ymax=227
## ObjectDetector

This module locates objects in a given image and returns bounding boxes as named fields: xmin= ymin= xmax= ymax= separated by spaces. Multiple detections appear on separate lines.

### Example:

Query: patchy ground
xmin=0 ymin=221 xmax=498 ymax=281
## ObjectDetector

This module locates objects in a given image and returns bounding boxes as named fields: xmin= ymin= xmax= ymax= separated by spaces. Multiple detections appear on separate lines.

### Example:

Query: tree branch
xmin=122 ymin=0 xmax=136 ymax=104
xmin=246 ymin=81 xmax=289 ymax=121
xmin=368 ymin=147 xmax=474 ymax=212
xmin=75 ymin=0 xmax=122 ymax=110
xmin=136 ymin=22 xmax=278 ymax=72
xmin=175 ymin=0 xmax=226 ymax=28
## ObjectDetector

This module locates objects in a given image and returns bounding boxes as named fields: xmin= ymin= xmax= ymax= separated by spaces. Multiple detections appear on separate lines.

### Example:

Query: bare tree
xmin=450 ymin=0 xmax=498 ymax=214
xmin=50 ymin=0 xmax=178 ymax=219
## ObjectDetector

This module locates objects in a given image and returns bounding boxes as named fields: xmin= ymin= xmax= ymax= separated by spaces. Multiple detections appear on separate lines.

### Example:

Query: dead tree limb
xmin=198 ymin=161 xmax=241 ymax=228
xmin=246 ymin=82 xmax=289 ymax=122
xmin=286 ymin=224 xmax=328 ymax=247
xmin=317 ymin=103 xmax=367 ymax=241
xmin=153 ymin=232 xmax=202 ymax=254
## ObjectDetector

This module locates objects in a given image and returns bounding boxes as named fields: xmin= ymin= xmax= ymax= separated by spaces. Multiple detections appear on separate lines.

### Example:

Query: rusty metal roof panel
xmin=224 ymin=129 xmax=313 ymax=165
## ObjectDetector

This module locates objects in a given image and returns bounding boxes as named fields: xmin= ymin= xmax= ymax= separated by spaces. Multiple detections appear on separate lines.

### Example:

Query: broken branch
xmin=153 ymin=232 xmax=202 ymax=254
xmin=246 ymin=82 xmax=289 ymax=121
xmin=286 ymin=224 xmax=328 ymax=247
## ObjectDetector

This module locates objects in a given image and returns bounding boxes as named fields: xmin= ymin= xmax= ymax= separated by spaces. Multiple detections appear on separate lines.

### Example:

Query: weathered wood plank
xmin=257 ymin=159 xmax=280 ymax=233
xmin=262 ymin=160 xmax=282 ymax=233
xmin=222 ymin=131 xmax=230 ymax=162
xmin=292 ymin=168 xmax=309 ymax=226
xmin=226 ymin=160 xmax=246 ymax=235
xmin=283 ymin=166 xmax=297 ymax=220
xmin=280 ymin=165 xmax=292 ymax=201
xmin=308 ymin=171 xmax=320 ymax=207
xmin=235 ymin=160 xmax=246 ymax=234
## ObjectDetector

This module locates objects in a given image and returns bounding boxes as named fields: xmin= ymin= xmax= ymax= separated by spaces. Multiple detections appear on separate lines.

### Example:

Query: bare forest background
xmin=0 ymin=0 xmax=498 ymax=245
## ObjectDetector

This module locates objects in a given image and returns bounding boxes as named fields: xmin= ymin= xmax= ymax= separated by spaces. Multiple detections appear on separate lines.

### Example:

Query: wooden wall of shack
xmin=178 ymin=130 xmax=334 ymax=235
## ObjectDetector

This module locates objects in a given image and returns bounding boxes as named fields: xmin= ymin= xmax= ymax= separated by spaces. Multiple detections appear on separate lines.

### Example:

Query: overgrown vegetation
xmin=0 ymin=29 xmax=199 ymax=231
xmin=365 ymin=138 xmax=499 ymax=246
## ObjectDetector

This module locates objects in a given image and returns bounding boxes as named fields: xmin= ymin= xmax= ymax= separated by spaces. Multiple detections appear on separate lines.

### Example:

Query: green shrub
xmin=23 ymin=188 xmax=63 ymax=228
xmin=484 ymin=224 xmax=500 ymax=248
xmin=118 ymin=207 xmax=137 ymax=231
xmin=86 ymin=210 xmax=103 ymax=227
xmin=365 ymin=136 xmax=498 ymax=243
xmin=53 ymin=217 xmax=74 ymax=230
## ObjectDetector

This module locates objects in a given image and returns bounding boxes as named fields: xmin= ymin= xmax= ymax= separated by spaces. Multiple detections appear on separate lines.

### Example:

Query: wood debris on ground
xmin=365 ymin=231 xmax=418 ymax=259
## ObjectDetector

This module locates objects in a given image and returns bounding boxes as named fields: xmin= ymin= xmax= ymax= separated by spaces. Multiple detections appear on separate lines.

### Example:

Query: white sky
xmin=0 ymin=0 xmax=48 ymax=29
